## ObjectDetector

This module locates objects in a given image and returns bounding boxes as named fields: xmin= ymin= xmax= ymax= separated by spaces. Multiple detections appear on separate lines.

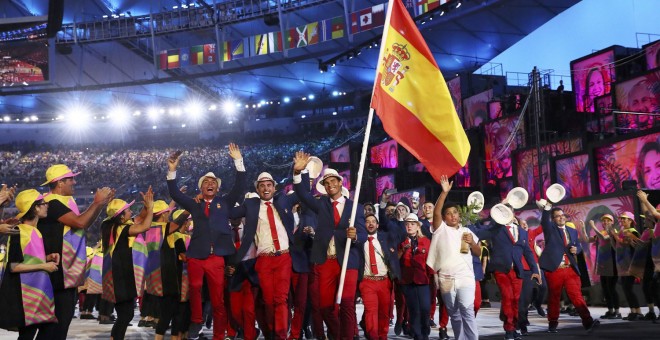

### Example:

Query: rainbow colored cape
xmin=145 ymin=222 xmax=168 ymax=296
xmin=131 ymin=233 xmax=148 ymax=297
xmin=44 ymin=194 xmax=87 ymax=288
xmin=85 ymin=249 xmax=103 ymax=295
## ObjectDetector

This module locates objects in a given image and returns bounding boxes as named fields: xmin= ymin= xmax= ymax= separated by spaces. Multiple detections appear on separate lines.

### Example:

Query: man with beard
xmin=167 ymin=144 xmax=246 ymax=340
xmin=292 ymin=151 xmax=367 ymax=340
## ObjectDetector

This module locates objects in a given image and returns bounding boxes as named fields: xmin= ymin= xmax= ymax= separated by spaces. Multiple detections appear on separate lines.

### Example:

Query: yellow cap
xmin=104 ymin=199 xmax=134 ymax=221
xmin=153 ymin=200 xmax=174 ymax=215
xmin=172 ymin=209 xmax=190 ymax=221
xmin=15 ymin=189 xmax=44 ymax=219
xmin=41 ymin=164 xmax=80 ymax=186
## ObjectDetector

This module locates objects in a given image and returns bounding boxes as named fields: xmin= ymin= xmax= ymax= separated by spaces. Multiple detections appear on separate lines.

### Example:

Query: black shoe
xmin=109 ymin=315 xmax=116 ymax=321
xmin=645 ymin=312 xmax=657 ymax=320
xmin=439 ymin=327 xmax=450 ymax=340
xmin=624 ymin=313 xmax=643 ymax=321
xmin=394 ymin=322 xmax=402 ymax=336
xmin=188 ymin=322 xmax=204 ymax=340
xmin=304 ymin=326 xmax=312 ymax=339
xmin=80 ymin=314 xmax=95 ymax=320
xmin=481 ymin=301 xmax=492 ymax=308
xmin=560 ymin=307 xmax=568 ymax=314
xmin=609 ymin=312 xmax=622 ymax=319
xmin=99 ymin=319 xmax=114 ymax=325
xmin=429 ymin=318 xmax=437 ymax=328
xmin=600 ymin=311 xmax=613 ymax=319
xmin=547 ymin=327 xmax=558 ymax=333
xmin=504 ymin=331 xmax=515 ymax=340
xmin=255 ymin=328 xmax=261 ymax=339
xmin=536 ymin=305 xmax=546 ymax=317
xmin=586 ymin=319 xmax=600 ymax=334
xmin=389 ymin=319 xmax=394 ymax=326
xmin=137 ymin=320 xmax=146 ymax=327
xmin=519 ymin=326 xmax=528 ymax=336
xmin=569 ymin=310 xmax=580 ymax=317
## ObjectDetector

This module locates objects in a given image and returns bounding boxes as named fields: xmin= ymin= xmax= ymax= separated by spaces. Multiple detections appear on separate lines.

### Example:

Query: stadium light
xmin=283 ymin=97 xmax=290 ymax=103
xmin=332 ymin=91 xmax=339 ymax=96
xmin=308 ymin=94 xmax=315 ymax=100
xmin=185 ymin=100 xmax=205 ymax=120
xmin=3 ymin=116 xmax=10 ymax=122
xmin=108 ymin=104 xmax=131 ymax=124
xmin=66 ymin=103 xmax=91 ymax=129
xmin=222 ymin=100 xmax=237 ymax=115
xmin=30 ymin=115 xmax=38 ymax=121
xmin=147 ymin=107 xmax=159 ymax=120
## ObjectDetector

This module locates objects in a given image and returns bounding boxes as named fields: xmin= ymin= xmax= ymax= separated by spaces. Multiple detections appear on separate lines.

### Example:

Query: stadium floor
xmin=1 ymin=304 xmax=657 ymax=339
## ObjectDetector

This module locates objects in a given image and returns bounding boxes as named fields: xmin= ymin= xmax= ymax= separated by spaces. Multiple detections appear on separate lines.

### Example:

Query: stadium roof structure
xmin=0 ymin=0 xmax=579 ymax=118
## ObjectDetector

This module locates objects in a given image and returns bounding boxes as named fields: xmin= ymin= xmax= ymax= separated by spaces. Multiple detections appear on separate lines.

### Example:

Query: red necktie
xmin=332 ymin=201 xmax=340 ymax=227
xmin=368 ymin=236 xmax=379 ymax=275
xmin=561 ymin=228 xmax=571 ymax=265
xmin=233 ymin=227 xmax=241 ymax=249
xmin=204 ymin=201 xmax=210 ymax=217
xmin=265 ymin=202 xmax=280 ymax=251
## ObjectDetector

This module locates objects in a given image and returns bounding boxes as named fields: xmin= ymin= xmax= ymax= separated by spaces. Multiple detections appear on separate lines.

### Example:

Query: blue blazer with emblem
xmin=538 ymin=209 xmax=582 ymax=273
xmin=294 ymin=180 xmax=367 ymax=269
xmin=167 ymin=170 xmax=245 ymax=259
xmin=472 ymin=222 xmax=539 ymax=278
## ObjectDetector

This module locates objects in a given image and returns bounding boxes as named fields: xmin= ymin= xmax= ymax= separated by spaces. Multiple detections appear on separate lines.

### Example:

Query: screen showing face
xmin=596 ymin=131 xmax=660 ymax=192
xmin=370 ymin=139 xmax=398 ymax=168
xmin=645 ymin=40 xmax=660 ymax=70
xmin=331 ymin=145 xmax=350 ymax=163
xmin=375 ymin=174 xmax=395 ymax=198
xmin=488 ymin=101 xmax=503 ymax=120
xmin=447 ymin=77 xmax=463 ymax=123
xmin=555 ymin=154 xmax=592 ymax=199
xmin=454 ymin=164 xmax=470 ymax=188
xmin=571 ymin=50 xmax=615 ymax=113
xmin=614 ymin=70 xmax=660 ymax=132
xmin=484 ymin=116 xmax=522 ymax=182
xmin=463 ymin=89 xmax=492 ymax=129
xmin=338 ymin=169 xmax=351 ymax=191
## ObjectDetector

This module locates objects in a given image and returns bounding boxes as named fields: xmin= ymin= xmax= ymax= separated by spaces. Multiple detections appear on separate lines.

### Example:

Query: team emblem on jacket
xmin=217 ymin=203 xmax=221 ymax=209
xmin=390 ymin=248 xmax=395 ymax=253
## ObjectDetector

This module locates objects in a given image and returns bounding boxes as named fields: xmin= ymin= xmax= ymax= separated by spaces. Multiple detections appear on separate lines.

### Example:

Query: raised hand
xmin=293 ymin=151 xmax=311 ymax=173
xmin=0 ymin=184 xmax=16 ymax=207
xmin=94 ymin=187 xmax=115 ymax=205
xmin=168 ymin=150 xmax=182 ymax=172
xmin=637 ymin=190 xmax=649 ymax=202
xmin=440 ymin=175 xmax=453 ymax=193
xmin=228 ymin=143 xmax=242 ymax=160
xmin=141 ymin=186 xmax=154 ymax=210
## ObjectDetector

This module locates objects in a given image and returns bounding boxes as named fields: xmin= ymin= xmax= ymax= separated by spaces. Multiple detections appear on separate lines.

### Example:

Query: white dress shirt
xmin=255 ymin=199 xmax=289 ymax=255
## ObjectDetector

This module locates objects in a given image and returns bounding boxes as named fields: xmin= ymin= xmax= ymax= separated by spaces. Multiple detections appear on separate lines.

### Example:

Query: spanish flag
xmin=370 ymin=0 xmax=470 ymax=182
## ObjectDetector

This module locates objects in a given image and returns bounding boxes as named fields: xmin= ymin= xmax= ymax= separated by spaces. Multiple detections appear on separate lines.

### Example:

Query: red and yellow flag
xmin=370 ymin=0 xmax=470 ymax=182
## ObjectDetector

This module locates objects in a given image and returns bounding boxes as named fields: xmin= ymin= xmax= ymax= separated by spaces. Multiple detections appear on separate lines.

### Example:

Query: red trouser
xmin=545 ymin=267 xmax=593 ymax=328
xmin=359 ymin=278 xmax=392 ymax=340
xmin=494 ymin=270 xmax=523 ymax=332
xmin=228 ymin=280 xmax=257 ymax=340
xmin=255 ymin=254 xmax=292 ymax=340
xmin=188 ymin=255 xmax=226 ymax=340
xmin=308 ymin=267 xmax=325 ymax=339
xmin=289 ymin=272 xmax=309 ymax=340
xmin=316 ymin=259 xmax=358 ymax=340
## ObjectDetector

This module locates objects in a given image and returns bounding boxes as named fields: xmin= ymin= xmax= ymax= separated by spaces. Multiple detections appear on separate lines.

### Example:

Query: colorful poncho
xmin=44 ymin=193 xmax=87 ymax=288
xmin=15 ymin=224 xmax=57 ymax=326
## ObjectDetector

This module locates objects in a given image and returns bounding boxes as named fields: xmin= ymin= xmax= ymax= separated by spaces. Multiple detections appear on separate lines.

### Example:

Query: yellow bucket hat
xmin=41 ymin=164 xmax=80 ymax=186
xmin=104 ymin=199 xmax=134 ymax=221
xmin=15 ymin=189 xmax=44 ymax=219
xmin=153 ymin=200 xmax=174 ymax=215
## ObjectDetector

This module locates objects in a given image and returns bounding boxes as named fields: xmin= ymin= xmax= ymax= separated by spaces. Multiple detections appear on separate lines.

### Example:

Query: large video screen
xmin=587 ymin=95 xmax=614 ymax=134
xmin=484 ymin=116 xmax=523 ymax=183
xmin=0 ymin=41 xmax=49 ymax=86
xmin=614 ymin=69 xmax=660 ymax=132
xmin=645 ymin=40 xmax=660 ymax=70
xmin=375 ymin=173 xmax=395 ymax=199
xmin=515 ymin=138 xmax=583 ymax=200
xmin=330 ymin=144 xmax=350 ymax=163
xmin=447 ymin=77 xmax=463 ymax=123
xmin=595 ymin=131 xmax=660 ymax=193
xmin=370 ymin=139 xmax=398 ymax=169
xmin=454 ymin=164 xmax=470 ymax=188
xmin=463 ymin=89 xmax=492 ymax=129
xmin=488 ymin=101 xmax=503 ymax=120
xmin=555 ymin=153 xmax=592 ymax=199
xmin=338 ymin=169 xmax=351 ymax=191
xmin=571 ymin=49 xmax=616 ymax=112
xmin=390 ymin=187 xmax=426 ymax=212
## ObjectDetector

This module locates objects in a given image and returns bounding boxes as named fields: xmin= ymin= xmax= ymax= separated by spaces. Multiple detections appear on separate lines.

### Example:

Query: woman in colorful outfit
xmin=101 ymin=188 xmax=154 ymax=340
xmin=0 ymin=189 xmax=59 ymax=339
xmin=614 ymin=211 xmax=644 ymax=321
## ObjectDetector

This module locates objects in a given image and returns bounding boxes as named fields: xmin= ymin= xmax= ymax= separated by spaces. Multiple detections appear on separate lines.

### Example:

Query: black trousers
xmin=41 ymin=288 xmax=77 ymax=340
xmin=621 ymin=276 xmax=640 ymax=309
xmin=18 ymin=323 xmax=51 ymax=340
xmin=156 ymin=295 xmax=181 ymax=335
xmin=82 ymin=293 xmax=99 ymax=313
xmin=518 ymin=270 xmax=534 ymax=328
xmin=601 ymin=275 xmax=619 ymax=309
xmin=111 ymin=300 xmax=134 ymax=340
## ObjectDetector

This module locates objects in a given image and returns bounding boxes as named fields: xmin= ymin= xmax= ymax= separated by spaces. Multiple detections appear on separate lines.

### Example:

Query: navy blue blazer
xmin=472 ymin=223 xmax=539 ymax=278
xmin=167 ymin=170 xmax=245 ymax=259
xmin=226 ymin=258 xmax=259 ymax=292
xmin=363 ymin=217 xmax=408 ymax=280
xmin=294 ymin=180 xmax=367 ymax=269
xmin=227 ymin=193 xmax=298 ymax=267
xmin=289 ymin=203 xmax=316 ymax=273
xmin=538 ymin=209 xmax=582 ymax=273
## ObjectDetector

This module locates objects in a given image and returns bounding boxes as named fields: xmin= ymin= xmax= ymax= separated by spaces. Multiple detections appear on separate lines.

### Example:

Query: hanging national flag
xmin=167 ymin=49 xmax=180 ymax=69
xmin=372 ymin=4 xmax=386 ymax=27
xmin=359 ymin=8 xmax=374 ymax=31
xmin=179 ymin=47 xmax=190 ymax=68
xmin=190 ymin=45 xmax=204 ymax=65
xmin=284 ymin=28 xmax=299 ymax=49
xmin=350 ymin=12 xmax=359 ymax=34
xmin=203 ymin=43 xmax=216 ymax=64
xmin=231 ymin=38 xmax=247 ymax=59
xmin=417 ymin=0 xmax=443 ymax=16
xmin=220 ymin=41 xmax=231 ymax=61
xmin=296 ymin=25 xmax=308 ymax=47
xmin=331 ymin=16 xmax=345 ymax=39
xmin=370 ymin=0 xmax=470 ymax=181
xmin=268 ymin=31 xmax=283 ymax=53
xmin=253 ymin=34 xmax=268 ymax=56
xmin=157 ymin=50 xmax=168 ymax=70
xmin=307 ymin=22 xmax=319 ymax=45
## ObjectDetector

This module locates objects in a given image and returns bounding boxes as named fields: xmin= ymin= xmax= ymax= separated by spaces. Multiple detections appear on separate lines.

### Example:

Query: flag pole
xmin=335 ymin=0 xmax=396 ymax=305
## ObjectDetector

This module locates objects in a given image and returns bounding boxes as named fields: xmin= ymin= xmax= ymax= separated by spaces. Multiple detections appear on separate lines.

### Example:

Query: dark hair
xmin=101 ymin=216 xmax=125 ymax=252
xmin=48 ymin=181 xmax=58 ymax=190
xmin=385 ymin=202 xmax=397 ymax=209
xmin=365 ymin=213 xmax=377 ymax=220
xmin=550 ymin=207 xmax=564 ymax=218
xmin=441 ymin=202 xmax=461 ymax=216
xmin=21 ymin=200 xmax=42 ymax=221
xmin=636 ymin=141 xmax=660 ymax=188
